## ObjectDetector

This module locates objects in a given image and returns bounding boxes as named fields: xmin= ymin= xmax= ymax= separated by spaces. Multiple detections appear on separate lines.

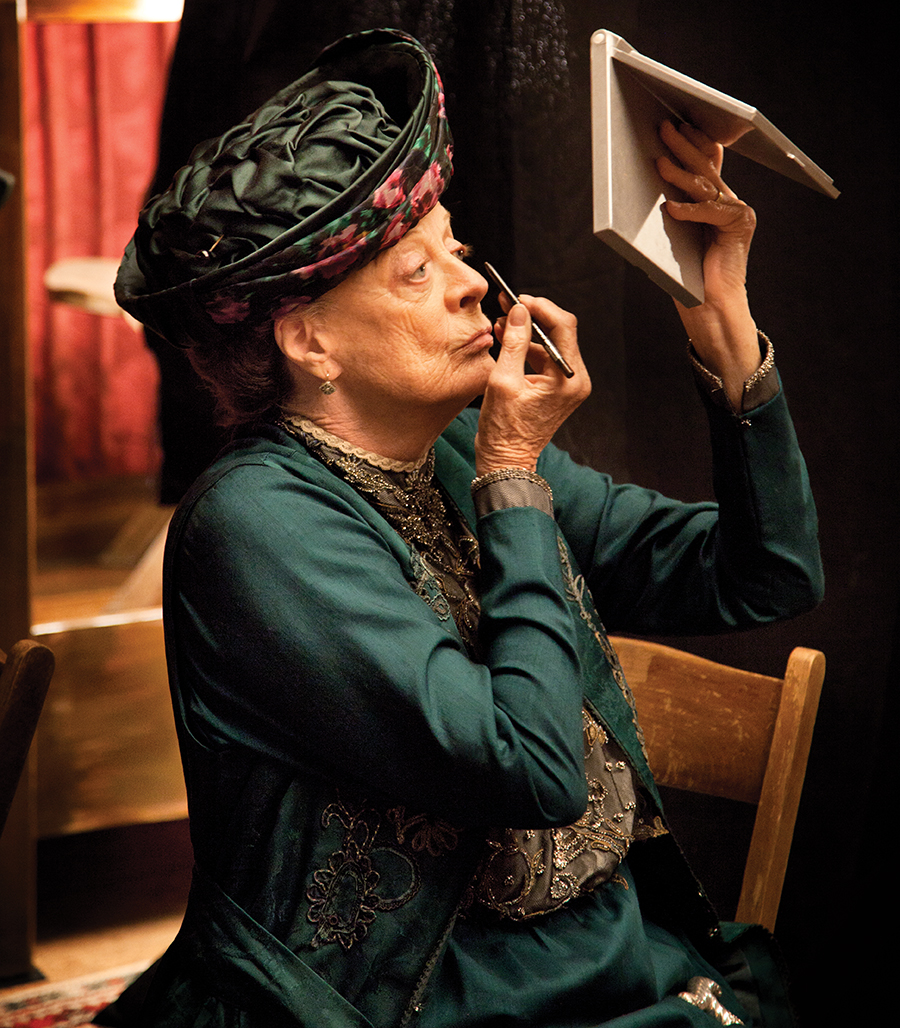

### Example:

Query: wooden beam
xmin=0 ymin=0 xmax=37 ymax=982
xmin=0 ymin=3 xmax=30 ymax=651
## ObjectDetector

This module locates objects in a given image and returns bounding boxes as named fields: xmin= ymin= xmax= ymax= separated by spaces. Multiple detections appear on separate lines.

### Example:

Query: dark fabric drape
xmin=25 ymin=21 xmax=178 ymax=483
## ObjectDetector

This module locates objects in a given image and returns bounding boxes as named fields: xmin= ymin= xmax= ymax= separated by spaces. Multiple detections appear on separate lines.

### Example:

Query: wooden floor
xmin=0 ymin=820 xmax=190 ymax=995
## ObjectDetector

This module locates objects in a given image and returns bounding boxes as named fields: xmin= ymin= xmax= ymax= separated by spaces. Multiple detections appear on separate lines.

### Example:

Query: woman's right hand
xmin=474 ymin=296 xmax=591 ymax=475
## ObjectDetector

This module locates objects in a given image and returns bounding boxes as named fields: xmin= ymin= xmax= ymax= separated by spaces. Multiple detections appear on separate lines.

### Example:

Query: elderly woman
xmin=114 ymin=28 xmax=821 ymax=1028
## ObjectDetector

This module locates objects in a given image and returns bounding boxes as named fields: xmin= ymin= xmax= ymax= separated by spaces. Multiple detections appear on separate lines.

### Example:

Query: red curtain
xmin=24 ymin=20 xmax=179 ymax=483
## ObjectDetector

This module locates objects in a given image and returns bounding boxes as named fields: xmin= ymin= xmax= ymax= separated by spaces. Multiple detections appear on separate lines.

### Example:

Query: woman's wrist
xmin=474 ymin=445 xmax=540 ymax=477
xmin=678 ymin=304 xmax=761 ymax=409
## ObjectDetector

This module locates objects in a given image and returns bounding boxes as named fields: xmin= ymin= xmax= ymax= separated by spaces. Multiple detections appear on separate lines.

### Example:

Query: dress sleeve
xmin=542 ymin=383 xmax=824 ymax=636
xmin=169 ymin=455 xmax=588 ymax=829
xmin=688 ymin=329 xmax=779 ymax=415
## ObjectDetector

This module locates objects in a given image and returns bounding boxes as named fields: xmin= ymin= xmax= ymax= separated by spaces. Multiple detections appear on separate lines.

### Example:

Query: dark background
xmin=152 ymin=2 xmax=897 ymax=1021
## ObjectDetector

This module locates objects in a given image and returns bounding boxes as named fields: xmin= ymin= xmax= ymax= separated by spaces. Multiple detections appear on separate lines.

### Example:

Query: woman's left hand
xmin=656 ymin=120 xmax=763 ymax=406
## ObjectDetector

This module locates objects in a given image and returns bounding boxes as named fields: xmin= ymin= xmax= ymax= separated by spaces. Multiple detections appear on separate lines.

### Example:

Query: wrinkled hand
xmin=475 ymin=297 xmax=591 ymax=474
xmin=656 ymin=120 xmax=762 ymax=404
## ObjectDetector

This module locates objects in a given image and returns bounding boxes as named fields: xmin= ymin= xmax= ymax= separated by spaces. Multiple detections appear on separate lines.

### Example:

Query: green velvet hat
xmin=115 ymin=29 xmax=453 ymax=348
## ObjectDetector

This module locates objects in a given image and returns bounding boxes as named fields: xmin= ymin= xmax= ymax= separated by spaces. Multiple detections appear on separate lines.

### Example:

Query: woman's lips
xmin=465 ymin=324 xmax=494 ymax=348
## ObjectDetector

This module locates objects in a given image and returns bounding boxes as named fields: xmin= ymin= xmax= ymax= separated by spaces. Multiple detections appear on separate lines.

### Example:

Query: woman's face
xmin=312 ymin=205 xmax=494 ymax=420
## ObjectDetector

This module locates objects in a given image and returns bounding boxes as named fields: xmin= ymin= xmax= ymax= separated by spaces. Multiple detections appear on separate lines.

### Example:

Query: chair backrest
xmin=609 ymin=636 xmax=825 ymax=932
xmin=0 ymin=638 xmax=55 ymax=835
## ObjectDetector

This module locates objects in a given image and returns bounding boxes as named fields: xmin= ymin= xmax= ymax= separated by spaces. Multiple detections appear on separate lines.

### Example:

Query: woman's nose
xmin=452 ymin=259 xmax=488 ymax=309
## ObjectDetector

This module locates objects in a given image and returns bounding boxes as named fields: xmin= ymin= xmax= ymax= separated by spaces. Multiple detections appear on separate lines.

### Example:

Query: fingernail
xmin=509 ymin=304 xmax=527 ymax=326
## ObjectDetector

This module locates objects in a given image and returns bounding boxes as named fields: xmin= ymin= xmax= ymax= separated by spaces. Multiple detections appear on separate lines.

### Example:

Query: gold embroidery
xmin=306 ymin=836 xmax=381 ymax=950
xmin=307 ymin=793 xmax=461 ymax=950
xmin=556 ymin=536 xmax=649 ymax=762
xmin=387 ymin=806 xmax=462 ymax=858
xmin=471 ymin=708 xmax=662 ymax=919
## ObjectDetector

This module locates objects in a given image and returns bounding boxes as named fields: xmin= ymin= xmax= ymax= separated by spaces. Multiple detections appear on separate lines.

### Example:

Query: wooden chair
xmin=609 ymin=636 xmax=825 ymax=932
xmin=0 ymin=639 xmax=55 ymax=835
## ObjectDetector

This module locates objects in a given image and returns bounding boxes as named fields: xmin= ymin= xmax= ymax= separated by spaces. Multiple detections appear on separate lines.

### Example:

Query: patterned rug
xmin=0 ymin=961 xmax=149 ymax=1028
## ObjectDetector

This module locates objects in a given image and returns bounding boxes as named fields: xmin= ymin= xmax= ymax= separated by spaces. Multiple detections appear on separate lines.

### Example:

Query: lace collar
xmin=279 ymin=414 xmax=431 ymax=474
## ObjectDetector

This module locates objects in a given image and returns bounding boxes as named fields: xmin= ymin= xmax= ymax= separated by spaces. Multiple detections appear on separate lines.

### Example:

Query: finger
xmin=658 ymin=121 xmax=737 ymax=204
xmin=517 ymin=295 xmax=580 ymax=352
xmin=663 ymin=196 xmax=756 ymax=238
xmin=493 ymin=302 xmax=534 ymax=373
xmin=656 ymin=153 xmax=741 ymax=206
xmin=512 ymin=296 xmax=584 ymax=381
xmin=523 ymin=340 xmax=552 ymax=375
xmin=670 ymin=122 xmax=723 ymax=172
xmin=493 ymin=316 xmax=546 ymax=371
xmin=660 ymin=119 xmax=725 ymax=177
xmin=494 ymin=316 xmax=549 ymax=357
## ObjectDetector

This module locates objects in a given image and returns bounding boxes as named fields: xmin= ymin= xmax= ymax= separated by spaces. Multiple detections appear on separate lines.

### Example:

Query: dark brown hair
xmin=186 ymin=319 xmax=293 ymax=430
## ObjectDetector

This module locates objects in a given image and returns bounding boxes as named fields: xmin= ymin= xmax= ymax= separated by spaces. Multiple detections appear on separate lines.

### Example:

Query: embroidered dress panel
xmin=472 ymin=707 xmax=666 ymax=919
xmin=305 ymin=791 xmax=462 ymax=951
xmin=278 ymin=415 xmax=660 ymax=922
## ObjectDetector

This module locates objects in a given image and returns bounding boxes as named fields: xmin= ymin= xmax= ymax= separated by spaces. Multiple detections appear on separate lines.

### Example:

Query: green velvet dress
xmin=137 ymin=385 xmax=821 ymax=1028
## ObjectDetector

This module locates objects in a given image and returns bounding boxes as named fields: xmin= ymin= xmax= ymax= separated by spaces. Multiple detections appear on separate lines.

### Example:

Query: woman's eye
xmin=410 ymin=262 xmax=428 ymax=280
xmin=453 ymin=243 xmax=473 ymax=261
